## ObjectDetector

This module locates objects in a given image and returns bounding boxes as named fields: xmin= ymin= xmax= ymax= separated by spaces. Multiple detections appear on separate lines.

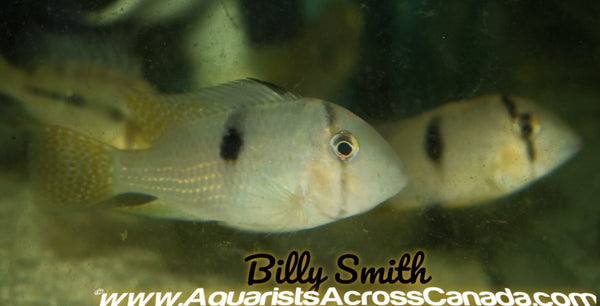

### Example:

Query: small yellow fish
xmin=377 ymin=94 xmax=581 ymax=208
xmin=28 ymin=79 xmax=407 ymax=232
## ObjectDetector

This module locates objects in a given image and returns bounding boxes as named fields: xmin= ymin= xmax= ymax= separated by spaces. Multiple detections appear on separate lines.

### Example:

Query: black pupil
xmin=337 ymin=141 xmax=353 ymax=156
xmin=521 ymin=123 xmax=533 ymax=137
xmin=519 ymin=114 xmax=533 ymax=138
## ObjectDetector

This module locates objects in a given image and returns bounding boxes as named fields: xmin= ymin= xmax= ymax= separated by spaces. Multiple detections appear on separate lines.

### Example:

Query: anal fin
xmin=113 ymin=198 xmax=206 ymax=221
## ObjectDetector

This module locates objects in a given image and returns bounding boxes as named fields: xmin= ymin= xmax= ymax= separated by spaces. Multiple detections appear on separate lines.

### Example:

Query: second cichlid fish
xmin=0 ymin=53 xmax=154 ymax=149
xmin=28 ymin=79 xmax=407 ymax=232
xmin=377 ymin=94 xmax=581 ymax=208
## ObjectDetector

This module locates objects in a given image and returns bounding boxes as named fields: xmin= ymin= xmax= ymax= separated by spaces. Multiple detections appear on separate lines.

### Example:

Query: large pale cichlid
xmin=29 ymin=79 xmax=407 ymax=232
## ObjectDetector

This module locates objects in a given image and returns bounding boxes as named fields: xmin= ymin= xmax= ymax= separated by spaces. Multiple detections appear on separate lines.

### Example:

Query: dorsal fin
xmin=126 ymin=78 xmax=299 ymax=142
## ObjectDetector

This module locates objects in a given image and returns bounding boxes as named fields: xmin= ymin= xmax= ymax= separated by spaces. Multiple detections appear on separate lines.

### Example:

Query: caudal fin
xmin=29 ymin=126 xmax=116 ymax=211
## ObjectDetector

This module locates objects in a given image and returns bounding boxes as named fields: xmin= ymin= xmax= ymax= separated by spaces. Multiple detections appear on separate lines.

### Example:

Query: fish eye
xmin=330 ymin=131 xmax=359 ymax=161
xmin=518 ymin=113 xmax=540 ymax=139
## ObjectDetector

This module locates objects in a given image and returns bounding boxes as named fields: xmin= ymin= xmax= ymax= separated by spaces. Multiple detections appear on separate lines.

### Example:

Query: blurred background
xmin=0 ymin=0 xmax=598 ymax=304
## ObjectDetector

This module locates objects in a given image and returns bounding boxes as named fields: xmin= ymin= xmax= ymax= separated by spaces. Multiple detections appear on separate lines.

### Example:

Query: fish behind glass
xmin=377 ymin=94 xmax=581 ymax=208
xmin=28 ymin=79 xmax=407 ymax=232
xmin=0 ymin=51 xmax=154 ymax=150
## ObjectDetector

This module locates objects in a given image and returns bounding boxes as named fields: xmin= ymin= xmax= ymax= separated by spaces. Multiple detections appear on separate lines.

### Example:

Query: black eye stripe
xmin=502 ymin=94 xmax=518 ymax=118
xmin=519 ymin=113 xmax=534 ymax=138
xmin=324 ymin=103 xmax=337 ymax=131
xmin=501 ymin=96 xmax=538 ymax=162
xmin=518 ymin=113 xmax=537 ymax=162
xmin=525 ymin=139 xmax=536 ymax=162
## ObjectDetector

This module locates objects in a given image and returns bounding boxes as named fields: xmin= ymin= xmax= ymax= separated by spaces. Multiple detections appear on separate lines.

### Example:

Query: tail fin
xmin=29 ymin=126 xmax=116 ymax=211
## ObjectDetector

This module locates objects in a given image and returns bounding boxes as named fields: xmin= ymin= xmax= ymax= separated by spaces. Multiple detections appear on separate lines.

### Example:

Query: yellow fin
xmin=29 ymin=126 xmax=116 ymax=211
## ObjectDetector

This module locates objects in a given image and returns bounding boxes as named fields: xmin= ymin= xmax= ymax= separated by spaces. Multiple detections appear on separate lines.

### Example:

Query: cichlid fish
xmin=28 ymin=79 xmax=407 ymax=232
xmin=0 ymin=55 xmax=154 ymax=149
xmin=377 ymin=94 xmax=581 ymax=208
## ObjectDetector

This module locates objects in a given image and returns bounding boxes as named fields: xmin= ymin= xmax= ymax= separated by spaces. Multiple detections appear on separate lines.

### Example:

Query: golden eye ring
xmin=330 ymin=131 xmax=359 ymax=161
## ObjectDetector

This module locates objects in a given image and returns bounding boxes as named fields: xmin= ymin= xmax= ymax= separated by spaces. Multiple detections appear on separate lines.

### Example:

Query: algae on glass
xmin=0 ymin=0 xmax=598 ymax=304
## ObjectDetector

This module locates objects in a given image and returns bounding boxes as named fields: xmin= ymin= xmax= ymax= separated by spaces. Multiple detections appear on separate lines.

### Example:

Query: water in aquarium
xmin=0 ymin=0 xmax=598 ymax=305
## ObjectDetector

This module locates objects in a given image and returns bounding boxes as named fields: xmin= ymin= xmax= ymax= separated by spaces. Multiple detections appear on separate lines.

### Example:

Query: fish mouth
xmin=533 ymin=128 xmax=582 ymax=180
xmin=557 ymin=128 xmax=583 ymax=163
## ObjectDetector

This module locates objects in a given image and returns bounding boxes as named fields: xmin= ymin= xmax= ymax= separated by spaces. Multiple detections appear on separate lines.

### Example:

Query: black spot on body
xmin=26 ymin=86 xmax=86 ymax=107
xmin=247 ymin=78 xmax=289 ymax=95
xmin=64 ymin=94 xmax=86 ymax=107
xmin=501 ymin=94 xmax=518 ymax=118
xmin=220 ymin=128 xmax=243 ymax=161
xmin=425 ymin=116 xmax=443 ymax=163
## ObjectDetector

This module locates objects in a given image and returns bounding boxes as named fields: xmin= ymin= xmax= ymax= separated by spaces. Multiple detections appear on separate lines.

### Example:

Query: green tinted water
xmin=0 ymin=1 xmax=598 ymax=304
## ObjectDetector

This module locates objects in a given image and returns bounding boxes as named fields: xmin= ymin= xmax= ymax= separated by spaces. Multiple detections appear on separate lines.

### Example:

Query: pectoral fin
xmin=221 ymin=176 xmax=308 ymax=232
